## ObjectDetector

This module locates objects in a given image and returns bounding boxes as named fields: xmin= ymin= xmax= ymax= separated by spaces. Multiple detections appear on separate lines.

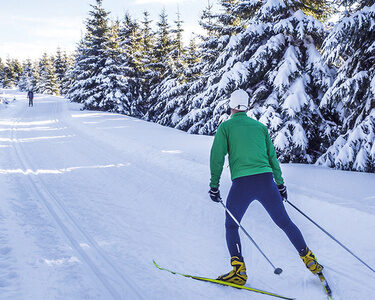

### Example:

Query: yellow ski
xmin=153 ymin=260 xmax=295 ymax=300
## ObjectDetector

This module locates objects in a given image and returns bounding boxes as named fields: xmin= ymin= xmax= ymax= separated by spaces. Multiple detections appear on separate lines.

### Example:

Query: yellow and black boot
xmin=300 ymin=247 xmax=323 ymax=274
xmin=217 ymin=256 xmax=247 ymax=286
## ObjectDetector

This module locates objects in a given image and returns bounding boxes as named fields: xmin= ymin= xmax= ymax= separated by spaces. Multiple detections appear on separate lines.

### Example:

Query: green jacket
xmin=210 ymin=112 xmax=284 ymax=188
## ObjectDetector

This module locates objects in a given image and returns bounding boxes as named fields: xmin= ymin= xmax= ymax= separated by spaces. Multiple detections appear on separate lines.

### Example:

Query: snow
xmin=291 ymin=122 xmax=308 ymax=150
xmin=261 ymin=0 xmax=286 ymax=15
xmin=273 ymin=46 xmax=299 ymax=91
xmin=282 ymin=78 xmax=310 ymax=116
xmin=323 ymin=4 xmax=375 ymax=64
xmin=217 ymin=62 xmax=249 ymax=94
xmin=274 ymin=128 xmax=290 ymax=150
xmin=371 ymin=73 xmax=375 ymax=96
xmin=1 ymin=89 xmax=375 ymax=299
xmin=353 ymin=147 xmax=369 ymax=171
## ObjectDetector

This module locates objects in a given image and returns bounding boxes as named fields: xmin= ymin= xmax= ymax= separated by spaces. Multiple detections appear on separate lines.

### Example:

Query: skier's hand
xmin=209 ymin=187 xmax=221 ymax=202
xmin=277 ymin=184 xmax=287 ymax=201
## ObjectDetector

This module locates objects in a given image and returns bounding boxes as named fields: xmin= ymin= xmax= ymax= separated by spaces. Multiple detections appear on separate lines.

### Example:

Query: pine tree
xmin=171 ymin=8 xmax=185 ymax=69
xmin=199 ymin=1 xmax=242 ymax=66
xmin=143 ymin=9 xmax=175 ymax=121
xmin=317 ymin=3 xmax=375 ymax=171
xmin=67 ymin=0 xmax=111 ymax=109
xmin=153 ymin=9 xmax=174 ymax=77
xmin=137 ymin=11 xmax=156 ymax=116
xmin=54 ymin=48 xmax=70 ymax=95
xmin=3 ymin=58 xmax=15 ymax=88
xmin=163 ymin=0 xmax=240 ymax=132
xmin=147 ymin=1 xmax=238 ymax=129
xmin=31 ymin=61 xmax=40 ymax=92
xmin=60 ymin=54 xmax=75 ymax=95
xmin=145 ymin=8 xmax=189 ymax=125
xmin=0 ymin=58 xmax=5 ymax=88
xmin=11 ymin=59 xmax=23 ymax=87
xmin=117 ymin=12 xmax=142 ymax=116
xmin=95 ymin=20 xmax=129 ymax=112
xmin=184 ymin=37 xmax=200 ymax=77
xmin=18 ymin=59 xmax=34 ymax=91
xmin=173 ymin=0 xmax=333 ymax=164
xmin=37 ymin=53 xmax=59 ymax=95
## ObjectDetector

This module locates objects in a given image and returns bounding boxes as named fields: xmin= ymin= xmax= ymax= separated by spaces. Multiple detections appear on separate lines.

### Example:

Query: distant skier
xmin=27 ymin=89 xmax=34 ymax=107
xmin=209 ymin=89 xmax=323 ymax=285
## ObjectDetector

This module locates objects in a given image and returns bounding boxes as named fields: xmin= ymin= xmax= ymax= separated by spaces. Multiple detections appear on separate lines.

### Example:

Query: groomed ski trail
xmin=9 ymin=98 xmax=142 ymax=300
xmin=0 ymin=90 xmax=374 ymax=299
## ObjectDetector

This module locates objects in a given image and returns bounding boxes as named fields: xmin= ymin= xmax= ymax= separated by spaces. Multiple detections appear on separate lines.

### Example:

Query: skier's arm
xmin=210 ymin=124 xmax=228 ymax=188
xmin=265 ymin=130 xmax=284 ymax=185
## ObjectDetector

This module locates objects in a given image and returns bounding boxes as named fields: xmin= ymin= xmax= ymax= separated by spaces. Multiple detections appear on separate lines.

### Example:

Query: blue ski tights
xmin=225 ymin=173 xmax=307 ymax=258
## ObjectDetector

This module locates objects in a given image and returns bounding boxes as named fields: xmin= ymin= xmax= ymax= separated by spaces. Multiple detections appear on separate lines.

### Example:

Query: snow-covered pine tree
xmin=184 ymin=37 xmax=200 ymax=78
xmin=53 ymin=48 xmax=70 ymax=95
xmin=145 ymin=8 xmax=189 ymax=125
xmin=66 ymin=39 xmax=86 ymax=102
xmin=11 ymin=59 xmax=23 ymax=88
xmin=117 ymin=13 xmax=142 ymax=116
xmin=3 ymin=58 xmax=16 ymax=88
xmin=251 ymin=0 xmax=335 ymax=163
xmin=95 ymin=20 xmax=128 ymax=112
xmin=0 ymin=58 xmax=5 ymax=88
xmin=144 ymin=9 xmax=175 ymax=121
xmin=174 ymin=0 xmax=333 ymax=163
xmin=37 ymin=53 xmax=59 ymax=95
xmin=317 ymin=3 xmax=375 ymax=171
xmin=173 ymin=9 xmax=184 ymax=59
xmin=67 ymin=0 xmax=111 ymax=109
xmin=173 ymin=0 xmax=243 ymax=133
xmin=31 ymin=61 xmax=39 ymax=92
xmin=153 ymin=9 xmax=174 ymax=79
xmin=135 ymin=11 xmax=156 ymax=116
xmin=18 ymin=59 xmax=34 ymax=91
xmin=198 ymin=0 xmax=222 ymax=65
xmin=60 ymin=54 xmax=74 ymax=95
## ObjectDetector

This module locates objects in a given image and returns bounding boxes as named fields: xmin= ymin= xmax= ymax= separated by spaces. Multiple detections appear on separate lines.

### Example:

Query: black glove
xmin=209 ymin=187 xmax=221 ymax=202
xmin=278 ymin=184 xmax=287 ymax=201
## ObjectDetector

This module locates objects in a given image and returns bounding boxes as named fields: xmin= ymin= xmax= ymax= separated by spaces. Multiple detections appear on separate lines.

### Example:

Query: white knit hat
xmin=228 ymin=89 xmax=249 ymax=110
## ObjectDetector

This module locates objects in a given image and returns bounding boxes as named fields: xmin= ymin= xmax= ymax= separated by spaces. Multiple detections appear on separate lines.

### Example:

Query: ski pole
xmin=286 ymin=199 xmax=375 ymax=274
xmin=219 ymin=200 xmax=283 ymax=275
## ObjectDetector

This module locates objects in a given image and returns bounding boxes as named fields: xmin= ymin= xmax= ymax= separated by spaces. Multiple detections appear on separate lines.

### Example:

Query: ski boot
xmin=300 ymin=247 xmax=323 ymax=274
xmin=217 ymin=256 xmax=247 ymax=286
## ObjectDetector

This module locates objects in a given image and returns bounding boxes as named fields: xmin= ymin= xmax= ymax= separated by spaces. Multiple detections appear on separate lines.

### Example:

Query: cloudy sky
xmin=0 ymin=0 xmax=217 ymax=61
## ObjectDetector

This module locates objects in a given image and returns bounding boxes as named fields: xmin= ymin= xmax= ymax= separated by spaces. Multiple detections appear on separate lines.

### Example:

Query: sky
xmin=0 ymin=0 xmax=217 ymax=61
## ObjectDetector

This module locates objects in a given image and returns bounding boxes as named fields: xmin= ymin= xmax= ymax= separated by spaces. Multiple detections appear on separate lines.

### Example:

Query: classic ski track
xmin=58 ymin=100 xmax=206 ymax=187
xmin=57 ymin=101 xmax=165 ymax=193
xmin=10 ymin=99 xmax=142 ymax=300
xmin=49 ymin=100 xmax=144 ymax=298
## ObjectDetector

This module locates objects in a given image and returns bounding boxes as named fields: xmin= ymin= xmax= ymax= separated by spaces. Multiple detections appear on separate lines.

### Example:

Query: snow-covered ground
xmin=0 ymin=89 xmax=374 ymax=300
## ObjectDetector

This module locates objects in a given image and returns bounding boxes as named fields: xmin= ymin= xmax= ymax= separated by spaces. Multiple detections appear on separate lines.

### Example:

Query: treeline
xmin=0 ymin=49 xmax=74 ymax=95
xmin=1 ymin=0 xmax=374 ymax=172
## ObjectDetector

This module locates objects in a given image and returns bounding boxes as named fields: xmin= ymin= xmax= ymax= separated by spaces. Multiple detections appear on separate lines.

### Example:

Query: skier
xmin=27 ymin=89 xmax=34 ymax=107
xmin=209 ymin=89 xmax=323 ymax=285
